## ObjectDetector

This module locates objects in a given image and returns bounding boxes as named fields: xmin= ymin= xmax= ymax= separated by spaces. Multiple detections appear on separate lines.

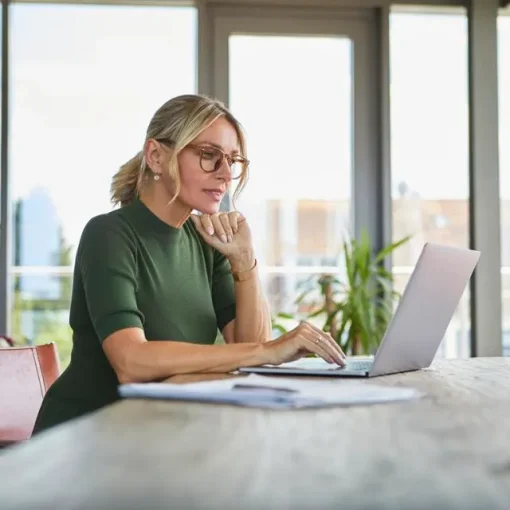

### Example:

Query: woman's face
xmin=176 ymin=117 xmax=241 ymax=215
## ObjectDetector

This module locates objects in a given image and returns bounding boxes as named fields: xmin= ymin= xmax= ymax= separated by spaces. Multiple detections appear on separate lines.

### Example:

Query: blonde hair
xmin=110 ymin=94 xmax=249 ymax=208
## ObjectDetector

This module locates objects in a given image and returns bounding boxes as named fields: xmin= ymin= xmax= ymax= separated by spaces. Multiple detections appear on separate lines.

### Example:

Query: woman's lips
xmin=204 ymin=190 xmax=223 ymax=202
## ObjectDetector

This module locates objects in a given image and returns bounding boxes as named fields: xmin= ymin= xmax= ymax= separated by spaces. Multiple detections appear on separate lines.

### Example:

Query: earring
xmin=153 ymin=173 xmax=161 ymax=181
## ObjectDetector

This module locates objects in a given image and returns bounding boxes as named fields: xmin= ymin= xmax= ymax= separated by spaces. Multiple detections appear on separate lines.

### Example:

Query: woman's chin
xmin=194 ymin=202 xmax=222 ymax=215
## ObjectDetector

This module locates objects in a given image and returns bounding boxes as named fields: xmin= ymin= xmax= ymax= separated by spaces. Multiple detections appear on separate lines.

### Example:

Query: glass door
xmin=211 ymin=8 xmax=380 ymax=330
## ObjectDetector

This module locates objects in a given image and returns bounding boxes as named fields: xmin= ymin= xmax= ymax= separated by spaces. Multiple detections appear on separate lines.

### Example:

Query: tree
xmin=10 ymin=221 xmax=75 ymax=369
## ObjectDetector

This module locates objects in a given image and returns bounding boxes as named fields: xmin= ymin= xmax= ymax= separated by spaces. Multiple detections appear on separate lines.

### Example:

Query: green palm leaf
xmin=374 ymin=235 xmax=412 ymax=264
xmin=283 ymin=230 xmax=411 ymax=355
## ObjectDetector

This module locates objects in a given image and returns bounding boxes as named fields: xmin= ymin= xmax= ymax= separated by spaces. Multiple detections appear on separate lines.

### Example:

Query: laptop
xmin=239 ymin=243 xmax=480 ymax=378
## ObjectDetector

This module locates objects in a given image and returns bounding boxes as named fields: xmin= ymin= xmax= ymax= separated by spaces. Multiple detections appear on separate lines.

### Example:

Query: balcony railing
xmin=12 ymin=264 xmax=510 ymax=357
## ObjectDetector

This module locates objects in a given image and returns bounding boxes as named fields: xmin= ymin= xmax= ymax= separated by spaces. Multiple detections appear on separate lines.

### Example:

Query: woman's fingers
xmin=320 ymin=333 xmax=346 ymax=362
xmin=324 ymin=337 xmax=347 ymax=365
xmin=198 ymin=214 xmax=215 ymax=236
xmin=228 ymin=211 xmax=243 ymax=234
xmin=266 ymin=323 xmax=345 ymax=367
xmin=301 ymin=321 xmax=346 ymax=362
xmin=298 ymin=321 xmax=346 ymax=365
xmin=195 ymin=213 xmax=227 ymax=243
xmin=208 ymin=214 xmax=226 ymax=243
xmin=190 ymin=214 xmax=224 ymax=244
xmin=299 ymin=334 xmax=336 ymax=364
xmin=190 ymin=214 xmax=209 ymax=237
xmin=192 ymin=212 xmax=247 ymax=244
xmin=219 ymin=214 xmax=234 ymax=242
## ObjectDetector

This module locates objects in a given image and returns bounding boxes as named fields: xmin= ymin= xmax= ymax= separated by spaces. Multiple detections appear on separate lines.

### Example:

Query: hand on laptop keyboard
xmin=261 ymin=321 xmax=347 ymax=367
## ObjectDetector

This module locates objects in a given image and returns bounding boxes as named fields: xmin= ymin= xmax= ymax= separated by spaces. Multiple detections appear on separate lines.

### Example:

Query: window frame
xmin=0 ymin=0 xmax=505 ymax=359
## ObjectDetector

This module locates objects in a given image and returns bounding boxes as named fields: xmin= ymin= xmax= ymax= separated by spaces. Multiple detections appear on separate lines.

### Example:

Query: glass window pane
xmin=11 ymin=3 xmax=196 ymax=265
xmin=229 ymin=35 xmax=352 ymax=327
xmin=9 ymin=3 xmax=197 ymax=365
xmin=499 ymin=12 xmax=510 ymax=356
xmin=11 ymin=274 xmax=73 ymax=367
xmin=390 ymin=10 xmax=470 ymax=358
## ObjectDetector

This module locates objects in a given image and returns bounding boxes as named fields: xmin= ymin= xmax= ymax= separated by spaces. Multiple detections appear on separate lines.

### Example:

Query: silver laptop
xmin=240 ymin=243 xmax=480 ymax=378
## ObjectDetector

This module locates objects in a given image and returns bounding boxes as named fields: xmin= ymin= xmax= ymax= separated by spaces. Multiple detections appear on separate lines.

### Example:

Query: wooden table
xmin=1 ymin=358 xmax=510 ymax=510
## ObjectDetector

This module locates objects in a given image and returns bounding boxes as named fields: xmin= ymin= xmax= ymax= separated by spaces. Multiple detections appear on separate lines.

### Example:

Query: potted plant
xmin=274 ymin=229 xmax=410 ymax=355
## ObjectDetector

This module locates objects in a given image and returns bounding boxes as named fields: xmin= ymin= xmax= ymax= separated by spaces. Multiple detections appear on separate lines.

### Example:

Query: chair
xmin=0 ymin=343 xmax=61 ymax=446
xmin=0 ymin=335 xmax=14 ymax=347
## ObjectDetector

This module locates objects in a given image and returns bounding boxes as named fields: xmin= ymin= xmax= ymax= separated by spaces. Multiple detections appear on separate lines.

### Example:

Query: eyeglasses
xmin=187 ymin=144 xmax=249 ymax=180
xmin=156 ymin=139 xmax=249 ymax=180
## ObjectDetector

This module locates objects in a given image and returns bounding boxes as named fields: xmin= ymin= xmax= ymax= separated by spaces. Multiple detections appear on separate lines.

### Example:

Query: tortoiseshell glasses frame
xmin=156 ymin=139 xmax=249 ymax=180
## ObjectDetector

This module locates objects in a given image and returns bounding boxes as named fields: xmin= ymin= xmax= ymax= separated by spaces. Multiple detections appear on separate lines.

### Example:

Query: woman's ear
xmin=144 ymin=139 xmax=168 ymax=173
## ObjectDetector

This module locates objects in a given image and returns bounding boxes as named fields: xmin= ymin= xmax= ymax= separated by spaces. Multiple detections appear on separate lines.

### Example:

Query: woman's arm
xmin=103 ymin=327 xmax=268 ymax=383
xmin=103 ymin=322 xmax=346 ymax=384
xmin=191 ymin=212 xmax=272 ymax=345
xmin=82 ymin=215 xmax=346 ymax=385
xmin=223 ymin=253 xmax=271 ymax=344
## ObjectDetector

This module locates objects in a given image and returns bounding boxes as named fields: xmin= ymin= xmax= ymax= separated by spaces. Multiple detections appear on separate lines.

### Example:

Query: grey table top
xmin=1 ymin=357 xmax=510 ymax=510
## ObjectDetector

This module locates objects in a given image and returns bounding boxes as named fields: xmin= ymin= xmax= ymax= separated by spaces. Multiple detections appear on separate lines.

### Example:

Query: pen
xmin=232 ymin=384 xmax=298 ymax=393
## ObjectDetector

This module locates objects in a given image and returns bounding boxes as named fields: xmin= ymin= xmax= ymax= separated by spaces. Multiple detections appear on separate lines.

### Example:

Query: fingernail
xmin=227 ymin=235 xmax=233 ymax=243
xmin=220 ymin=234 xmax=227 ymax=243
xmin=207 ymin=227 xmax=214 ymax=235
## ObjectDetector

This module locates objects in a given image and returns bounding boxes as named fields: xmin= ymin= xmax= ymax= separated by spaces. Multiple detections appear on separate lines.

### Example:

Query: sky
xmin=10 ymin=4 xmax=197 ymax=253
xmin=7 ymin=5 xmax=510 ymax=257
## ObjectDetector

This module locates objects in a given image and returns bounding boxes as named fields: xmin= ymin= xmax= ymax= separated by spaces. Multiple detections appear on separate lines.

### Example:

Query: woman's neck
xmin=139 ymin=186 xmax=191 ymax=229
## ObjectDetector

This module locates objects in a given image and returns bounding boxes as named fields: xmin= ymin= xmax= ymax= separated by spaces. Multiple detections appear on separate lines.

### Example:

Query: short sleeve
xmin=212 ymin=250 xmax=236 ymax=332
xmin=78 ymin=215 xmax=144 ymax=342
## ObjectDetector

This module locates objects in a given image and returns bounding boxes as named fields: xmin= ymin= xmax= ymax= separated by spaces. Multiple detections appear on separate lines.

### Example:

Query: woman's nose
xmin=216 ymin=157 xmax=233 ymax=181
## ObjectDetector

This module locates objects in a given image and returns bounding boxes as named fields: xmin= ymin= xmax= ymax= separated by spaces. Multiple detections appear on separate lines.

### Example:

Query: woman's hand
xmin=190 ymin=212 xmax=254 ymax=269
xmin=261 ymin=321 xmax=347 ymax=366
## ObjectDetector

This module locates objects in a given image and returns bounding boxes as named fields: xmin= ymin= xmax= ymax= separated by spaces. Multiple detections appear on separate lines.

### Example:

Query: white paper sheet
xmin=118 ymin=374 xmax=423 ymax=409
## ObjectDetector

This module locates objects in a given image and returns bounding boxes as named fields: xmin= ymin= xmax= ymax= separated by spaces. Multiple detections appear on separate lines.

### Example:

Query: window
xmin=390 ymin=9 xmax=470 ymax=358
xmin=499 ymin=11 xmax=510 ymax=356
xmin=10 ymin=3 xmax=197 ymax=366
xmin=229 ymin=35 xmax=353 ymax=328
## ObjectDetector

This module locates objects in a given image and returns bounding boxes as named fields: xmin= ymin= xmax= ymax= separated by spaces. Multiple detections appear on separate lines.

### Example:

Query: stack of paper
xmin=118 ymin=374 xmax=423 ymax=409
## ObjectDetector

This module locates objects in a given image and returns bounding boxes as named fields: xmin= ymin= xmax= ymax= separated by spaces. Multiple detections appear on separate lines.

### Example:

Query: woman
xmin=33 ymin=94 xmax=345 ymax=433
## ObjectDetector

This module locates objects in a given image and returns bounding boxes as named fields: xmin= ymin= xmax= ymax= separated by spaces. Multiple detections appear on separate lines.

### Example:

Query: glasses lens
xmin=231 ymin=161 xmax=244 ymax=179
xmin=200 ymin=148 xmax=221 ymax=173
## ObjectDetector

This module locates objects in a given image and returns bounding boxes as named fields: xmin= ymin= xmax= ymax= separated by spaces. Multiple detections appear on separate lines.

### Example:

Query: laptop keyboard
xmin=345 ymin=360 xmax=373 ymax=371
